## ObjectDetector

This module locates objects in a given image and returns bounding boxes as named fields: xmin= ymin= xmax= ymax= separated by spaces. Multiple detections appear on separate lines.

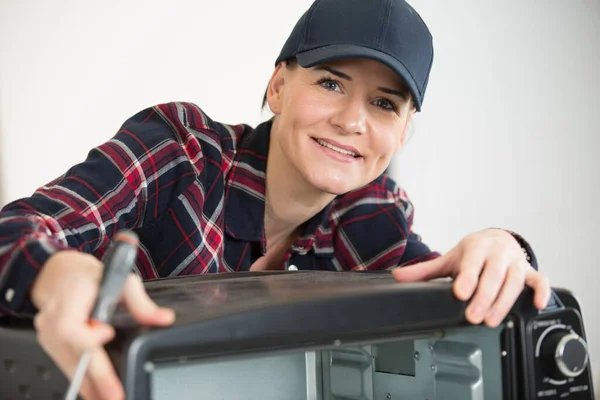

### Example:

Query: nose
xmin=330 ymin=96 xmax=368 ymax=136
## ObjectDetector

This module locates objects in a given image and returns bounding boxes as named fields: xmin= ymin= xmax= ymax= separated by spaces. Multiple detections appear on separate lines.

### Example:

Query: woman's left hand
xmin=392 ymin=229 xmax=551 ymax=327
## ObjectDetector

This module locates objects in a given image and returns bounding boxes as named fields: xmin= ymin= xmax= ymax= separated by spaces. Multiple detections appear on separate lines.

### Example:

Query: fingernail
xmin=454 ymin=283 xmax=471 ymax=301
xmin=487 ymin=310 xmax=499 ymax=325
xmin=468 ymin=305 xmax=482 ymax=320
xmin=98 ymin=326 xmax=114 ymax=341
xmin=159 ymin=308 xmax=176 ymax=322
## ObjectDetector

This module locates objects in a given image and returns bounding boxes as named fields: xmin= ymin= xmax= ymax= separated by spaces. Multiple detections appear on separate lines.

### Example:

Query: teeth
xmin=316 ymin=139 xmax=357 ymax=157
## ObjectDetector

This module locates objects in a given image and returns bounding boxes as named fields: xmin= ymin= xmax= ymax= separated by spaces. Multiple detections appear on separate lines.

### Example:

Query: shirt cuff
xmin=0 ymin=235 xmax=70 ymax=318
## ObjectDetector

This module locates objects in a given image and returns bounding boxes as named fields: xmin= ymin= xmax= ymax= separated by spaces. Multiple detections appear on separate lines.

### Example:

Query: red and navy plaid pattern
xmin=1 ymin=102 xmax=444 ymax=317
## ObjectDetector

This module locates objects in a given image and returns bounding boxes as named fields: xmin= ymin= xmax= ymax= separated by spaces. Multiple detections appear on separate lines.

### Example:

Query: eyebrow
xmin=314 ymin=66 xmax=408 ymax=100
xmin=314 ymin=66 xmax=353 ymax=81
xmin=377 ymin=87 xmax=408 ymax=100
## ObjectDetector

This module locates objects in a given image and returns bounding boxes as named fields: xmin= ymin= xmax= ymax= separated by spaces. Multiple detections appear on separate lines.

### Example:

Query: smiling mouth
xmin=312 ymin=138 xmax=361 ymax=158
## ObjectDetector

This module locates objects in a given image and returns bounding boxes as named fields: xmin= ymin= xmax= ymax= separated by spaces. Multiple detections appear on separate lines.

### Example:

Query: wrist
xmin=488 ymin=228 xmax=537 ymax=268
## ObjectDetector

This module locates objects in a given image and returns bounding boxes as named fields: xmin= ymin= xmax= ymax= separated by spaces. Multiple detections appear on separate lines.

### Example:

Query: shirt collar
xmin=223 ymin=119 xmax=333 ymax=257
xmin=223 ymin=120 xmax=270 ymax=242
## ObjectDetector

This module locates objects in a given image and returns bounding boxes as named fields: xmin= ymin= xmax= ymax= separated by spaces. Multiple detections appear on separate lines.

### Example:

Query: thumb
xmin=392 ymin=255 xmax=449 ymax=282
xmin=122 ymin=274 xmax=176 ymax=326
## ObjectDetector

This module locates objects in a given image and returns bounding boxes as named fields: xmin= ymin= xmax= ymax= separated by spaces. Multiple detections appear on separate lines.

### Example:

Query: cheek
xmin=283 ymin=89 xmax=333 ymax=128
xmin=276 ymin=88 xmax=334 ymax=162
xmin=370 ymin=124 xmax=405 ymax=158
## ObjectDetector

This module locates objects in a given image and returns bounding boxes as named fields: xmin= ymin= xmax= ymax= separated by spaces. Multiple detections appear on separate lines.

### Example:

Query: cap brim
xmin=295 ymin=44 xmax=423 ymax=111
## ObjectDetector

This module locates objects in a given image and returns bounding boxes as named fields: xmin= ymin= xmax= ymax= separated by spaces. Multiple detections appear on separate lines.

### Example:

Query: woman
xmin=0 ymin=0 xmax=550 ymax=399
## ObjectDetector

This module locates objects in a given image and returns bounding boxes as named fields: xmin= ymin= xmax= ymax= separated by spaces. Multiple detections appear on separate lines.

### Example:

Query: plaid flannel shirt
xmin=0 ymin=102 xmax=536 ymax=317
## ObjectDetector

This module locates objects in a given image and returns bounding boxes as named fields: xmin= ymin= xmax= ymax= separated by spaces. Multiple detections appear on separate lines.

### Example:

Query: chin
xmin=305 ymin=171 xmax=361 ymax=196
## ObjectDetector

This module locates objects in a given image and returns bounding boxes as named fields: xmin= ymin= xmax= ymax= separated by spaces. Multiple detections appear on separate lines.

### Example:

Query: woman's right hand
xmin=31 ymin=250 xmax=175 ymax=400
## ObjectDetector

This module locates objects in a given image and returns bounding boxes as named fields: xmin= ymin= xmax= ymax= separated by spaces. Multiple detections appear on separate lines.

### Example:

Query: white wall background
xmin=1 ymin=0 xmax=599 ymax=395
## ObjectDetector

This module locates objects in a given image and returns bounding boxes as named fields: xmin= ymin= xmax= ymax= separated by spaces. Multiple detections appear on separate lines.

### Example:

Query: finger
xmin=86 ymin=347 xmax=125 ymax=400
xmin=53 ymin=283 xmax=116 ymax=353
xmin=35 ymin=311 xmax=114 ymax=357
xmin=525 ymin=268 xmax=551 ymax=310
xmin=452 ymin=248 xmax=486 ymax=301
xmin=122 ymin=273 xmax=175 ymax=325
xmin=392 ymin=255 xmax=449 ymax=282
xmin=40 ymin=317 xmax=115 ymax=400
xmin=465 ymin=254 xmax=509 ymax=325
xmin=36 ymin=296 xmax=115 ymax=357
xmin=66 ymin=352 xmax=102 ymax=400
xmin=78 ymin=375 xmax=101 ymax=400
xmin=56 ymin=274 xmax=98 ymax=323
xmin=484 ymin=263 xmax=526 ymax=327
xmin=37 ymin=336 xmax=101 ymax=400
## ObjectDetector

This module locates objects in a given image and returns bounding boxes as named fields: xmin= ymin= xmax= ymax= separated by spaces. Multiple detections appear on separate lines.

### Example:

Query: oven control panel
xmin=529 ymin=309 xmax=592 ymax=399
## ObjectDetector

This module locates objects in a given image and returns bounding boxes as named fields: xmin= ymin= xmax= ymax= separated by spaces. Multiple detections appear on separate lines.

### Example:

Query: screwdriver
xmin=64 ymin=230 xmax=139 ymax=400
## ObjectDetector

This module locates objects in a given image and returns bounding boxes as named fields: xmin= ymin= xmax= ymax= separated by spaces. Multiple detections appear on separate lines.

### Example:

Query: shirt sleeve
xmin=379 ymin=179 xmax=539 ymax=270
xmin=0 ymin=103 xmax=205 ymax=317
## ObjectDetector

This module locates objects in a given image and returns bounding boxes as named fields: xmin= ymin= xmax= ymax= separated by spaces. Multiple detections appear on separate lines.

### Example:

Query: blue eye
xmin=374 ymin=98 xmax=398 ymax=112
xmin=317 ymin=78 xmax=342 ymax=92
xmin=315 ymin=77 xmax=399 ymax=113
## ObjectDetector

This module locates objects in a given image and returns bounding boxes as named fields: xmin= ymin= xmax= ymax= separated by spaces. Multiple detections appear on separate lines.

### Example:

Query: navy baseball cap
xmin=275 ymin=0 xmax=434 ymax=111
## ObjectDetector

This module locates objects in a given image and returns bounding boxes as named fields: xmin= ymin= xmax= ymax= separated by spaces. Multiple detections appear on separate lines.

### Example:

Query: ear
xmin=393 ymin=109 xmax=415 ymax=154
xmin=266 ymin=62 xmax=287 ymax=115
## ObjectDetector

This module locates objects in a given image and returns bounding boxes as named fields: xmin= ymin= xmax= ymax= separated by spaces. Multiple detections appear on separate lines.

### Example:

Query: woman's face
xmin=267 ymin=58 xmax=414 ymax=195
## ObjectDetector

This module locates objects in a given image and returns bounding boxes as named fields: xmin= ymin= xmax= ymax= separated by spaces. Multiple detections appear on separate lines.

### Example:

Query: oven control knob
xmin=542 ymin=332 xmax=589 ymax=379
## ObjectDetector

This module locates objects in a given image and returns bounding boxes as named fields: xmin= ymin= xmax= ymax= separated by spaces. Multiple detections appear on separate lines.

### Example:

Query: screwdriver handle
xmin=90 ymin=230 xmax=139 ymax=325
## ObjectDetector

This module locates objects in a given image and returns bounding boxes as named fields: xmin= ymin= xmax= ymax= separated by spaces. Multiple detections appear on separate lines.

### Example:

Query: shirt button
xmin=5 ymin=288 xmax=15 ymax=302
xmin=288 ymin=265 xmax=298 ymax=271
